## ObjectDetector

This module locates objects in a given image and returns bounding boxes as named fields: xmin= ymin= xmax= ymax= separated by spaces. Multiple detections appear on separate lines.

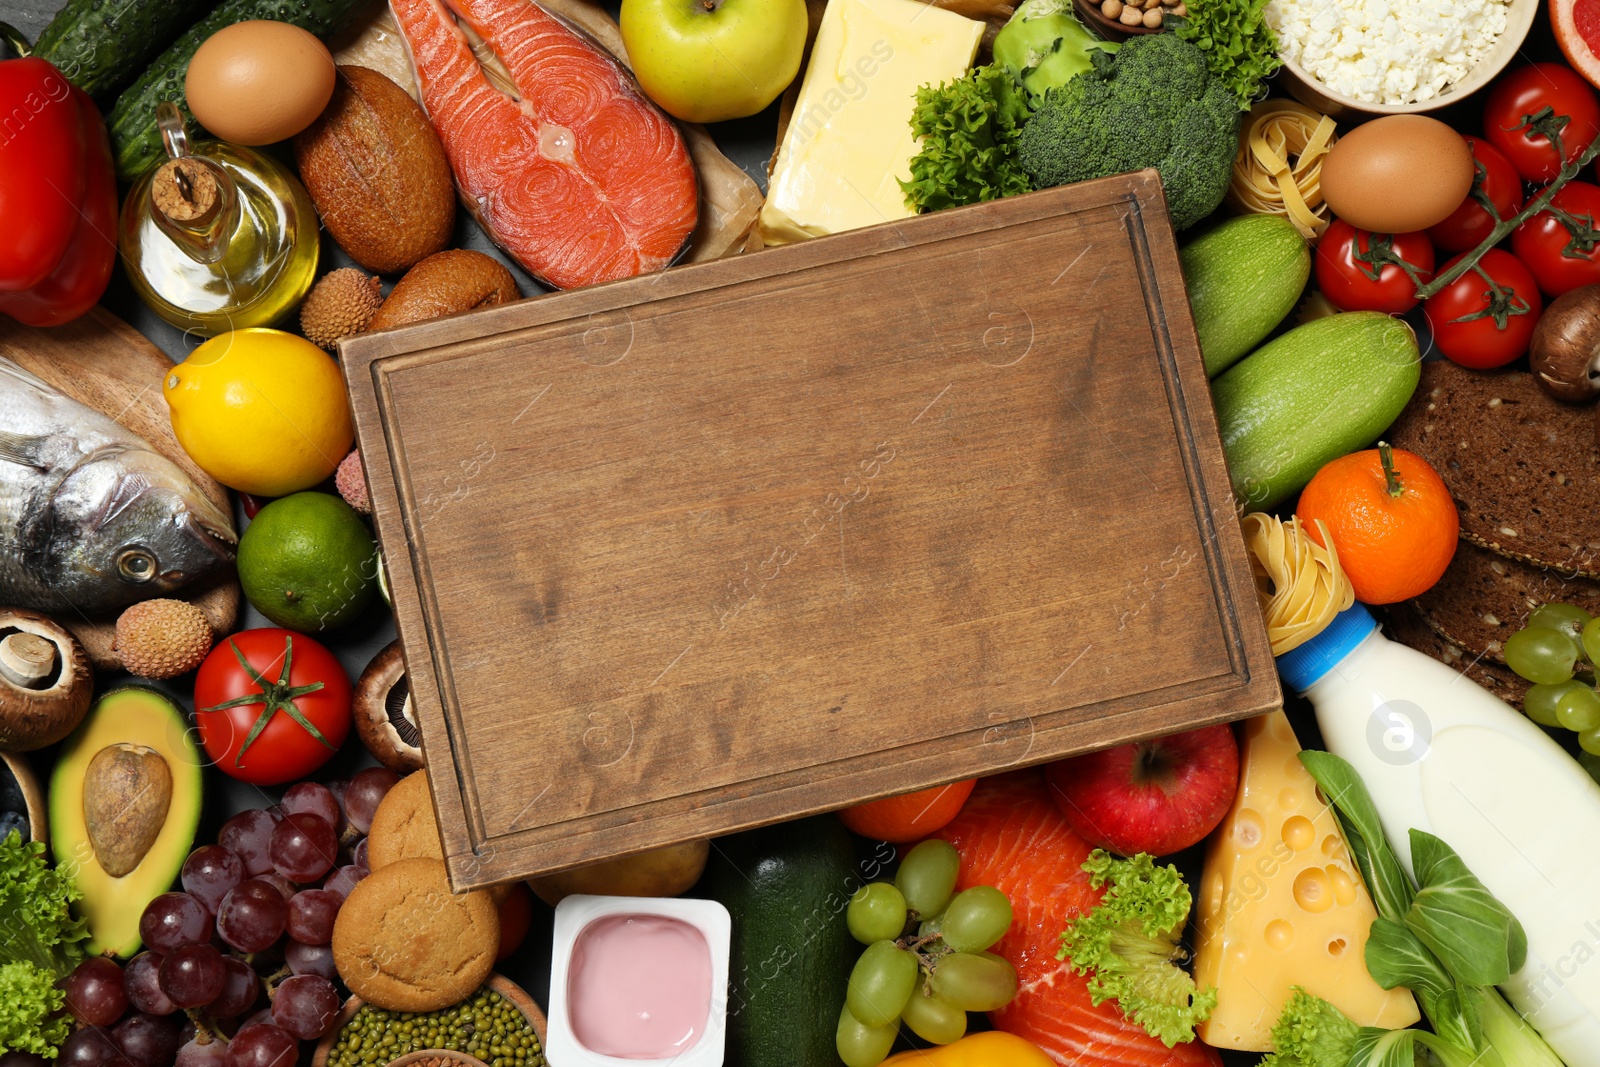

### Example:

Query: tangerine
xmin=837 ymin=779 xmax=977 ymax=843
xmin=1296 ymin=442 xmax=1459 ymax=605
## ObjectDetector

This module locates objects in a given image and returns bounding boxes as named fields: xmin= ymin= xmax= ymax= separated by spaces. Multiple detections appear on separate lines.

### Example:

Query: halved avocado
xmin=50 ymin=687 xmax=202 ymax=958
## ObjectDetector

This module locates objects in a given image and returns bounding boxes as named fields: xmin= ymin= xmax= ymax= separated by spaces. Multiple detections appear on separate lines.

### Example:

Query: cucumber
xmin=701 ymin=816 xmax=859 ymax=1067
xmin=1212 ymin=311 xmax=1420 ymax=511
xmin=1181 ymin=214 xmax=1310 ymax=378
xmin=32 ymin=0 xmax=219 ymax=101
xmin=107 ymin=0 xmax=375 ymax=181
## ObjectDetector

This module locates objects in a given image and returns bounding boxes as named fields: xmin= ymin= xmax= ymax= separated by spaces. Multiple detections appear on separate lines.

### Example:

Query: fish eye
xmin=117 ymin=548 xmax=157 ymax=583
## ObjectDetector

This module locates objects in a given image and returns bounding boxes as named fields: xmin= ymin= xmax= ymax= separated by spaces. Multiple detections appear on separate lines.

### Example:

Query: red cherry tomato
xmin=1424 ymin=249 xmax=1544 ymax=369
xmin=1511 ymin=179 xmax=1600 ymax=295
xmin=1427 ymin=136 xmax=1527 ymax=252
xmin=1483 ymin=63 xmax=1600 ymax=183
xmin=1315 ymin=220 xmax=1435 ymax=313
xmin=194 ymin=628 xmax=352 ymax=786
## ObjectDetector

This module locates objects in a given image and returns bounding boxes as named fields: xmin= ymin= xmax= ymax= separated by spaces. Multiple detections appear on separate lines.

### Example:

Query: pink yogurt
xmin=567 ymin=913 xmax=713 ymax=1059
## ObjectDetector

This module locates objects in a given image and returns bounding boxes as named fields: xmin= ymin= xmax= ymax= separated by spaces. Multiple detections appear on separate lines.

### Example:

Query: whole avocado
xmin=1018 ymin=33 xmax=1239 ymax=230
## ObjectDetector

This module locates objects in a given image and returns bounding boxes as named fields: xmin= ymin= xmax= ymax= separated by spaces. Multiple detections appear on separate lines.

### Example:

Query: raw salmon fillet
xmin=388 ymin=0 xmax=698 ymax=289
xmin=935 ymin=772 xmax=1223 ymax=1067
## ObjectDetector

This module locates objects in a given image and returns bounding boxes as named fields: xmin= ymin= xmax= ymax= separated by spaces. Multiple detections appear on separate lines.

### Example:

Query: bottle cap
xmin=1276 ymin=602 xmax=1377 ymax=694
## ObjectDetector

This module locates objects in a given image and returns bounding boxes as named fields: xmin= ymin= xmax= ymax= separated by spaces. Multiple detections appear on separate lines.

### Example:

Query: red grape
xmin=343 ymin=768 xmax=398 ymax=833
xmin=58 ymin=1029 xmax=130 ymax=1067
xmin=286 ymin=889 xmax=341 ymax=944
xmin=269 ymin=812 xmax=337 ymax=883
xmin=111 ymin=1014 xmax=182 ymax=1067
xmin=175 ymin=1036 xmax=229 ymax=1067
xmin=322 ymin=864 xmax=366 ymax=901
xmin=159 ymin=943 xmax=226 ymax=1009
xmin=284 ymin=940 xmax=336 ymax=980
xmin=282 ymin=782 xmax=343 ymax=834
xmin=216 ymin=880 xmax=287 ymax=954
xmin=182 ymin=846 xmax=245 ymax=913
xmin=223 ymin=1024 xmax=296 ymax=1067
xmin=210 ymin=957 xmax=260 ymax=1019
xmin=219 ymin=811 xmax=278 ymax=877
xmin=351 ymin=837 xmax=369 ymax=870
xmin=258 ymin=872 xmax=297 ymax=902
xmin=124 ymin=952 xmax=176 ymax=1016
xmin=1 ymin=1055 xmax=49 ymax=1067
xmin=271 ymin=974 xmax=340 ymax=1039
xmin=62 ymin=957 xmax=128 ymax=1027
xmin=139 ymin=892 xmax=213 ymax=954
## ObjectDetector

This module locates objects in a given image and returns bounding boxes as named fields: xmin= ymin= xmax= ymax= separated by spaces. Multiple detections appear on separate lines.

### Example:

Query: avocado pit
xmin=83 ymin=743 xmax=173 ymax=877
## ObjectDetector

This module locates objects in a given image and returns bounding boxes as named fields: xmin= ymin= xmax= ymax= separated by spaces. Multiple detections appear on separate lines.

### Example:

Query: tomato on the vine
xmin=194 ymin=628 xmax=352 ymax=786
xmin=1483 ymin=63 xmax=1600 ymax=182
xmin=1511 ymin=179 xmax=1600 ymax=295
xmin=1428 ymin=136 xmax=1527 ymax=252
xmin=1423 ymin=249 xmax=1544 ymax=369
xmin=1315 ymin=220 xmax=1435 ymax=313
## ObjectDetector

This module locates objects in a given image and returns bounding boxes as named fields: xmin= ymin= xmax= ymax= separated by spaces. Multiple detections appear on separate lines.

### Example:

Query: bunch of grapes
xmin=56 ymin=769 xmax=398 ymax=1067
xmin=836 ymin=840 xmax=1019 ymax=1067
xmin=1504 ymin=603 xmax=1600 ymax=750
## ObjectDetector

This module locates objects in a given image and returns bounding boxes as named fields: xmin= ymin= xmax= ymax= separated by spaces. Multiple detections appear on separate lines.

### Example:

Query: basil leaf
xmin=1406 ymin=829 xmax=1528 ymax=986
xmin=1300 ymin=751 xmax=1415 ymax=920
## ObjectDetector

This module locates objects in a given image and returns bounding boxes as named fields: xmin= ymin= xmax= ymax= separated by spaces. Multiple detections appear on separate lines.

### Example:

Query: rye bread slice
xmin=1385 ymin=361 xmax=1600 ymax=577
xmin=1379 ymin=601 xmax=1531 ymax=709
xmin=1414 ymin=541 xmax=1600 ymax=664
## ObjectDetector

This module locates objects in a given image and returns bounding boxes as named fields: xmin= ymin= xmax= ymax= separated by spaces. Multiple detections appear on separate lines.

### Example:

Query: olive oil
xmin=120 ymin=103 xmax=318 ymax=337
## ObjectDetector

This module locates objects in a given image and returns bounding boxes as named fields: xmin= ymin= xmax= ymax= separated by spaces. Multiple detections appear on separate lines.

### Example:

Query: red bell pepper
xmin=0 ymin=57 xmax=116 ymax=327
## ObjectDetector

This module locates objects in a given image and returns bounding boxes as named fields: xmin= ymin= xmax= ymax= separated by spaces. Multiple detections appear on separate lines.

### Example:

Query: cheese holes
xmin=1265 ymin=919 xmax=1295 ymax=950
xmin=1292 ymin=867 xmax=1333 ymax=913
xmin=1320 ymin=834 xmax=1342 ymax=857
xmin=1328 ymin=937 xmax=1348 ymax=957
xmin=1327 ymin=863 xmax=1359 ymax=907
xmin=1279 ymin=786 xmax=1302 ymax=811
xmin=1281 ymin=815 xmax=1316 ymax=852
xmin=1235 ymin=809 xmax=1265 ymax=850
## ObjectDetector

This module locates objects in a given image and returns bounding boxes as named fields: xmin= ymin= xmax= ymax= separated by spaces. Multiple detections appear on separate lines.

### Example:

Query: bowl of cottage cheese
xmin=1266 ymin=0 xmax=1537 ymax=114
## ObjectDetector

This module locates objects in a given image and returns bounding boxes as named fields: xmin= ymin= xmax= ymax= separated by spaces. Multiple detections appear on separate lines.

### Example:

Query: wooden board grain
xmin=0 ymin=308 xmax=240 ymax=666
xmin=342 ymin=174 xmax=1281 ymax=888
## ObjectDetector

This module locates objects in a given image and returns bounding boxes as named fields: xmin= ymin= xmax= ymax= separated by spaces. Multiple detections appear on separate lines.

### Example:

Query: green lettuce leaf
xmin=902 ymin=65 xmax=1033 ymax=214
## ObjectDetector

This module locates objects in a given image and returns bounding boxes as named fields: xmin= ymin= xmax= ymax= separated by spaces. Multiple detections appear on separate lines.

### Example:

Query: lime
xmin=238 ymin=492 xmax=378 ymax=632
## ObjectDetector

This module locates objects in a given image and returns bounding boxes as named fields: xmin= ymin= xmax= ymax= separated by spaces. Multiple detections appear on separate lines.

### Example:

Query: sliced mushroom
xmin=1 ymin=751 xmax=47 ymax=843
xmin=0 ymin=608 xmax=93 ymax=752
xmin=353 ymin=640 xmax=424 ymax=773
xmin=1530 ymin=285 xmax=1600 ymax=403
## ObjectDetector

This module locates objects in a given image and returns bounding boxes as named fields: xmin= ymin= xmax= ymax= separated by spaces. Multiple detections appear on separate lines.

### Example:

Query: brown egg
xmin=185 ymin=21 xmax=336 ymax=146
xmin=1320 ymin=115 xmax=1475 ymax=234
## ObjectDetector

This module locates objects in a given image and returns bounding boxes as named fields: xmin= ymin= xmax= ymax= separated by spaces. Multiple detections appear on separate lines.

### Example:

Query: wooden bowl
xmin=1 ymin=751 xmax=47 ymax=845
xmin=1073 ymin=0 xmax=1165 ymax=40
xmin=1274 ymin=0 xmax=1537 ymax=117
xmin=386 ymin=1053 xmax=488 ymax=1067
xmin=310 ymin=974 xmax=547 ymax=1067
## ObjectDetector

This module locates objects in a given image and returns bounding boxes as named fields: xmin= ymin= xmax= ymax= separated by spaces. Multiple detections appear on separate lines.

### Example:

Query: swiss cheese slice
xmin=757 ymin=0 xmax=984 ymax=245
xmin=1193 ymin=710 xmax=1420 ymax=1050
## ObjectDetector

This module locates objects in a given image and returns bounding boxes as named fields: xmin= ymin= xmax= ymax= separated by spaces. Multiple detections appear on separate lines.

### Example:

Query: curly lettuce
xmin=0 ymin=829 xmax=88 ymax=1056
xmin=902 ymin=65 xmax=1033 ymax=214
xmin=1171 ymin=0 xmax=1283 ymax=110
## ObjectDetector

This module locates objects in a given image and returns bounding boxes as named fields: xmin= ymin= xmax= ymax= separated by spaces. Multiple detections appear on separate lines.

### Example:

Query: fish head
xmin=47 ymin=448 xmax=238 ymax=611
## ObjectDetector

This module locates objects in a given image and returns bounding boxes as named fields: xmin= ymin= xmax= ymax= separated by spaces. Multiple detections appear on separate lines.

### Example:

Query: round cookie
xmin=367 ymin=770 xmax=512 ymax=901
xmin=331 ymin=857 xmax=499 ymax=1012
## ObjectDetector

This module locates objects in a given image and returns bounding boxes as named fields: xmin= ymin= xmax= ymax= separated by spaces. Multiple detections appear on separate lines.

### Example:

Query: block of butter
xmin=757 ymin=0 xmax=984 ymax=246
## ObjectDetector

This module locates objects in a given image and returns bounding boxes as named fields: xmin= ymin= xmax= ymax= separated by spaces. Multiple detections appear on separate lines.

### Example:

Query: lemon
xmin=238 ymin=492 xmax=377 ymax=632
xmin=165 ymin=328 xmax=353 ymax=497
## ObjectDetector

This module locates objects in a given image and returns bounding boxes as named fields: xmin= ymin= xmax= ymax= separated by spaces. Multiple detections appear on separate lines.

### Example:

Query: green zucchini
xmin=32 ymin=0 xmax=220 ymax=101
xmin=107 ymin=0 xmax=376 ymax=181
xmin=1180 ymin=214 xmax=1310 ymax=378
xmin=1212 ymin=311 xmax=1421 ymax=511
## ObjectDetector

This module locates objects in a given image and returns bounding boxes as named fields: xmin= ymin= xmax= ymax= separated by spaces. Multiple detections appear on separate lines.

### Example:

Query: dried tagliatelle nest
xmin=1241 ymin=512 xmax=1355 ymax=656
xmin=1227 ymin=99 xmax=1338 ymax=240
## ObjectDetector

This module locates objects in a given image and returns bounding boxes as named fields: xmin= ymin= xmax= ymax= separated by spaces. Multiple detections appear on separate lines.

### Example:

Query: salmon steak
xmin=935 ymin=772 xmax=1223 ymax=1067
xmin=388 ymin=0 xmax=698 ymax=290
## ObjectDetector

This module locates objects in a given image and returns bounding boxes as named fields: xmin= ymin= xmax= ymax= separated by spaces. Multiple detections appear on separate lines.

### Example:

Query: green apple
xmin=621 ymin=0 xmax=809 ymax=123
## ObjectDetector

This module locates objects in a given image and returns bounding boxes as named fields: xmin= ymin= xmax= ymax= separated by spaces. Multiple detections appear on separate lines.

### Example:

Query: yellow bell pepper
xmin=881 ymin=1032 xmax=1055 ymax=1067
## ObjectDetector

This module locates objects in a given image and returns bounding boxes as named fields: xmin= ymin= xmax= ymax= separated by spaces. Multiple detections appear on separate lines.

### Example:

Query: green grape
xmin=1583 ymin=617 xmax=1600 ymax=667
xmin=1580 ymin=729 xmax=1600 ymax=756
xmin=835 ymin=1003 xmax=897 ymax=1067
xmin=1558 ymin=684 xmax=1600 ymax=733
xmin=1580 ymin=750 xmax=1600 ymax=785
xmin=1504 ymin=627 xmax=1579 ymax=685
xmin=901 ymin=975 xmax=967 ymax=1045
xmin=847 ymin=883 xmax=909 ymax=945
xmin=846 ymin=941 xmax=919 ymax=1029
xmin=930 ymin=951 xmax=1019 ymax=1012
xmin=1529 ymin=603 xmax=1594 ymax=642
xmin=918 ymin=911 xmax=945 ymax=939
xmin=896 ymin=839 xmax=961 ymax=919
xmin=940 ymin=886 xmax=1014 ymax=953
xmin=1525 ymin=682 xmax=1581 ymax=728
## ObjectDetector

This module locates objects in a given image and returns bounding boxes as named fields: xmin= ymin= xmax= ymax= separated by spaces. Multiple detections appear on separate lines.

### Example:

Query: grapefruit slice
xmin=1553 ymin=0 xmax=1600 ymax=88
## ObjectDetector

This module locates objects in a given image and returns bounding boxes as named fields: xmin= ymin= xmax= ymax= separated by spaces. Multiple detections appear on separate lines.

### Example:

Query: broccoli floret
xmin=1018 ymin=33 xmax=1240 ymax=229
xmin=1056 ymin=850 xmax=1216 ymax=1048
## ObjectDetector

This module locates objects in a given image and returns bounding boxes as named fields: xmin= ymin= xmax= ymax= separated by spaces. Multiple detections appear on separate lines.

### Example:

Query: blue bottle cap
xmin=1276 ymin=602 xmax=1378 ymax=694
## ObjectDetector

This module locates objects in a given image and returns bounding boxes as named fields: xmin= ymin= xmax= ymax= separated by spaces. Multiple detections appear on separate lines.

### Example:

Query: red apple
xmin=1045 ymin=724 xmax=1239 ymax=856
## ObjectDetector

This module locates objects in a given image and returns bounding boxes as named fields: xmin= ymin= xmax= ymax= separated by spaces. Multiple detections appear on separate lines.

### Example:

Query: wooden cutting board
xmin=0 ymin=307 xmax=239 ymax=666
xmin=342 ymin=173 xmax=1281 ymax=888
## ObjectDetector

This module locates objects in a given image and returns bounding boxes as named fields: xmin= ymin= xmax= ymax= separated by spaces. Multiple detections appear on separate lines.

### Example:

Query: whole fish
xmin=0 ymin=355 xmax=236 ymax=616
